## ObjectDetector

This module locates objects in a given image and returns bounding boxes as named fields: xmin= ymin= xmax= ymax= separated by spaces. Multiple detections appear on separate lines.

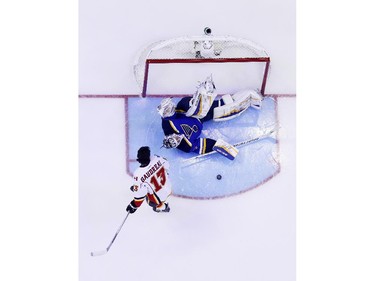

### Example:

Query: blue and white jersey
xmin=161 ymin=113 xmax=205 ymax=153
xmin=161 ymin=96 xmax=221 ymax=154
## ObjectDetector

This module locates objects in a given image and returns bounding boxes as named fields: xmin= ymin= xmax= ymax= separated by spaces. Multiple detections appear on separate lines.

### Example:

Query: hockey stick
xmin=90 ymin=211 xmax=130 ymax=257
xmin=181 ymin=125 xmax=278 ymax=165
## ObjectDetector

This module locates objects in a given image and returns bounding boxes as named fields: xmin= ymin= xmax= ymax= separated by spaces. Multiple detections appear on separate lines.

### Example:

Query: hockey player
xmin=126 ymin=146 xmax=172 ymax=214
xmin=158 ymin=76 xmax=263 ymax=160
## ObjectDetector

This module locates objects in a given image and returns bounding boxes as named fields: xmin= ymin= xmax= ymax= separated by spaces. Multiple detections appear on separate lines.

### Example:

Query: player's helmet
xmin=157 ymin=98 xmax=176 ymax=118
xmin=137 ymin=146 xmax=151 ymax=165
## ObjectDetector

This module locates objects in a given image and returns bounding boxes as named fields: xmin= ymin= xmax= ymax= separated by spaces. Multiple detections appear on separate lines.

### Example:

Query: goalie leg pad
xmin=246 ymin=89 xmax=263 ymax=110
xmin=221 ymin=94 xmax=233 ymax=105
xmin=213 ymin=90 xmax=252 ymax=121
xmin=213 ymin=139 xmax=239 ymax=160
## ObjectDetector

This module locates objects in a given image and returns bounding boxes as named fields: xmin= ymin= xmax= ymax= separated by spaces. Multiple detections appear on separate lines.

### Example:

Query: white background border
xmin=1 ymin=0 xmax=375 ymax=280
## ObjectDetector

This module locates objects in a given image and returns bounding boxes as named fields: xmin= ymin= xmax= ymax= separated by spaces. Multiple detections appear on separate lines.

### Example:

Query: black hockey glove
xmin=126 ymin=203 xmax=137 ymax=214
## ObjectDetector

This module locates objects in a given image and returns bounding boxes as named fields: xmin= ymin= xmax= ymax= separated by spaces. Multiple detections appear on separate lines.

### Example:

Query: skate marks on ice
xmin=126 ymin=96 xmax=280 ymax=199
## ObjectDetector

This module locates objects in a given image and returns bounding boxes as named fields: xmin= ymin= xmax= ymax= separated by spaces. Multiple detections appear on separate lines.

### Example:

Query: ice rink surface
xmin=79 ymin=95 xmax=295 ymax=281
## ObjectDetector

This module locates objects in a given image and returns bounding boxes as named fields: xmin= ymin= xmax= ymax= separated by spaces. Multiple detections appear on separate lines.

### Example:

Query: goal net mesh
xmin=133 ymin=35 xmax=270 ymax=97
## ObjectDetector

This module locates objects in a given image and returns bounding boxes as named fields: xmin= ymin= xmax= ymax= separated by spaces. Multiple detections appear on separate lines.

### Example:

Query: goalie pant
xmin=161 ymin=97 xmax=238 ymax=159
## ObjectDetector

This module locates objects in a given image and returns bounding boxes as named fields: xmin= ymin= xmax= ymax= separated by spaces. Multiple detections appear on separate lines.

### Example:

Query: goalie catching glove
xmin=213 ymin=89 xmax=263 ymax=122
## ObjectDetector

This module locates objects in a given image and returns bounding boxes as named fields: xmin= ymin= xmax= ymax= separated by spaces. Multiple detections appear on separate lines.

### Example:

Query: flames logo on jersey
xmin=181 ymin=124 xmax=198 ymax=139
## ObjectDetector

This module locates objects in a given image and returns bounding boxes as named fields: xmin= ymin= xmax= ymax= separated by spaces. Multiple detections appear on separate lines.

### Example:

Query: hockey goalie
xmin=158 ymin=75 xmax=263 ymax=160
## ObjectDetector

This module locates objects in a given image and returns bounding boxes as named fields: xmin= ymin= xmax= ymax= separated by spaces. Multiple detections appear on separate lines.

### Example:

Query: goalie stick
xmin=181 ymin=125 xmax=278 ymax=165
xmin=90 ymin=211 xmax=130 ymax=257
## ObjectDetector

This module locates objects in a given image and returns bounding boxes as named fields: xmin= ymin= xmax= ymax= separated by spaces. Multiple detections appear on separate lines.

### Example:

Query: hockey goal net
xmin=133 ymin=34 xmax=270 ymax=97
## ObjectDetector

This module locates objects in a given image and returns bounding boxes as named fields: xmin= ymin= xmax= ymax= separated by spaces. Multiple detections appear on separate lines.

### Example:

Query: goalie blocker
xmin=213 ymin=139 xmax=239 ymax=160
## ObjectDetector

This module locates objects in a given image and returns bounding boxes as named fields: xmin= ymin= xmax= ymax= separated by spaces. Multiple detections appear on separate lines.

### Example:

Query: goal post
xmin=133 ymin=33 xmax=271 ymax=97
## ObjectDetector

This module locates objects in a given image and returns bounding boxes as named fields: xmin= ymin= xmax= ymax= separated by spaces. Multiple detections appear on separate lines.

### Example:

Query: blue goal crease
xmin=126 ymin=97 xmax=280 ymax=199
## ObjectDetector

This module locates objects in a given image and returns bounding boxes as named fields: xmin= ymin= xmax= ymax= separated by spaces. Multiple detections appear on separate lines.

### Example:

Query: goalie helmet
xmin=157 ymin=98 xmax=176 ymax=118
xmin=162 ymin=134 xmax=183 ymax=149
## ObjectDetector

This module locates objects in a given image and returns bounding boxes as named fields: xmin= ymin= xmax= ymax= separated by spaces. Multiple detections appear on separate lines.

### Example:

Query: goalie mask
xmin=162 ymin=134 xmax=184 ymax=149
xmin=157 ymin=98 xmax=176 ymax=118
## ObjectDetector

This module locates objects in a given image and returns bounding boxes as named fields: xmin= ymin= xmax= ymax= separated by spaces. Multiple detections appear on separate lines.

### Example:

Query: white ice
xmin=79 ymin=96 xmax=295 ymax=281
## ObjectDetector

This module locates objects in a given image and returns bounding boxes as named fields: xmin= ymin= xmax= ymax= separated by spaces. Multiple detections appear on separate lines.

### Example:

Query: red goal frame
xmin=141 ymin=57 xmax=271 ymax=98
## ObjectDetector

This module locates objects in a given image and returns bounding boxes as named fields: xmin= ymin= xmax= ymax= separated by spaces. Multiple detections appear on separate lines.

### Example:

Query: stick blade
xmin=90 ymin=250 xmax=107 ymax=257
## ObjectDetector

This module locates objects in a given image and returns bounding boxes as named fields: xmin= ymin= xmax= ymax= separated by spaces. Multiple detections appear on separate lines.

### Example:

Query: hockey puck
xmin=216 ymin=174 xmax=222 ymax=180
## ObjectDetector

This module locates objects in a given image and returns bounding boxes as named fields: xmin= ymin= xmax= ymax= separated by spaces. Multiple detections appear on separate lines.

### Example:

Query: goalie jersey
xmin=161 ymin=97 xmax=218 ymax=154
xmin=131 ymin=155 xmax=172 ymax=208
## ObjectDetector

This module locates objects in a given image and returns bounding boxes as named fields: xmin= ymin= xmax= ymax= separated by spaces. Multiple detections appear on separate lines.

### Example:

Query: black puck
xmin=216 ymin=174 xmax=222 ymax=180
